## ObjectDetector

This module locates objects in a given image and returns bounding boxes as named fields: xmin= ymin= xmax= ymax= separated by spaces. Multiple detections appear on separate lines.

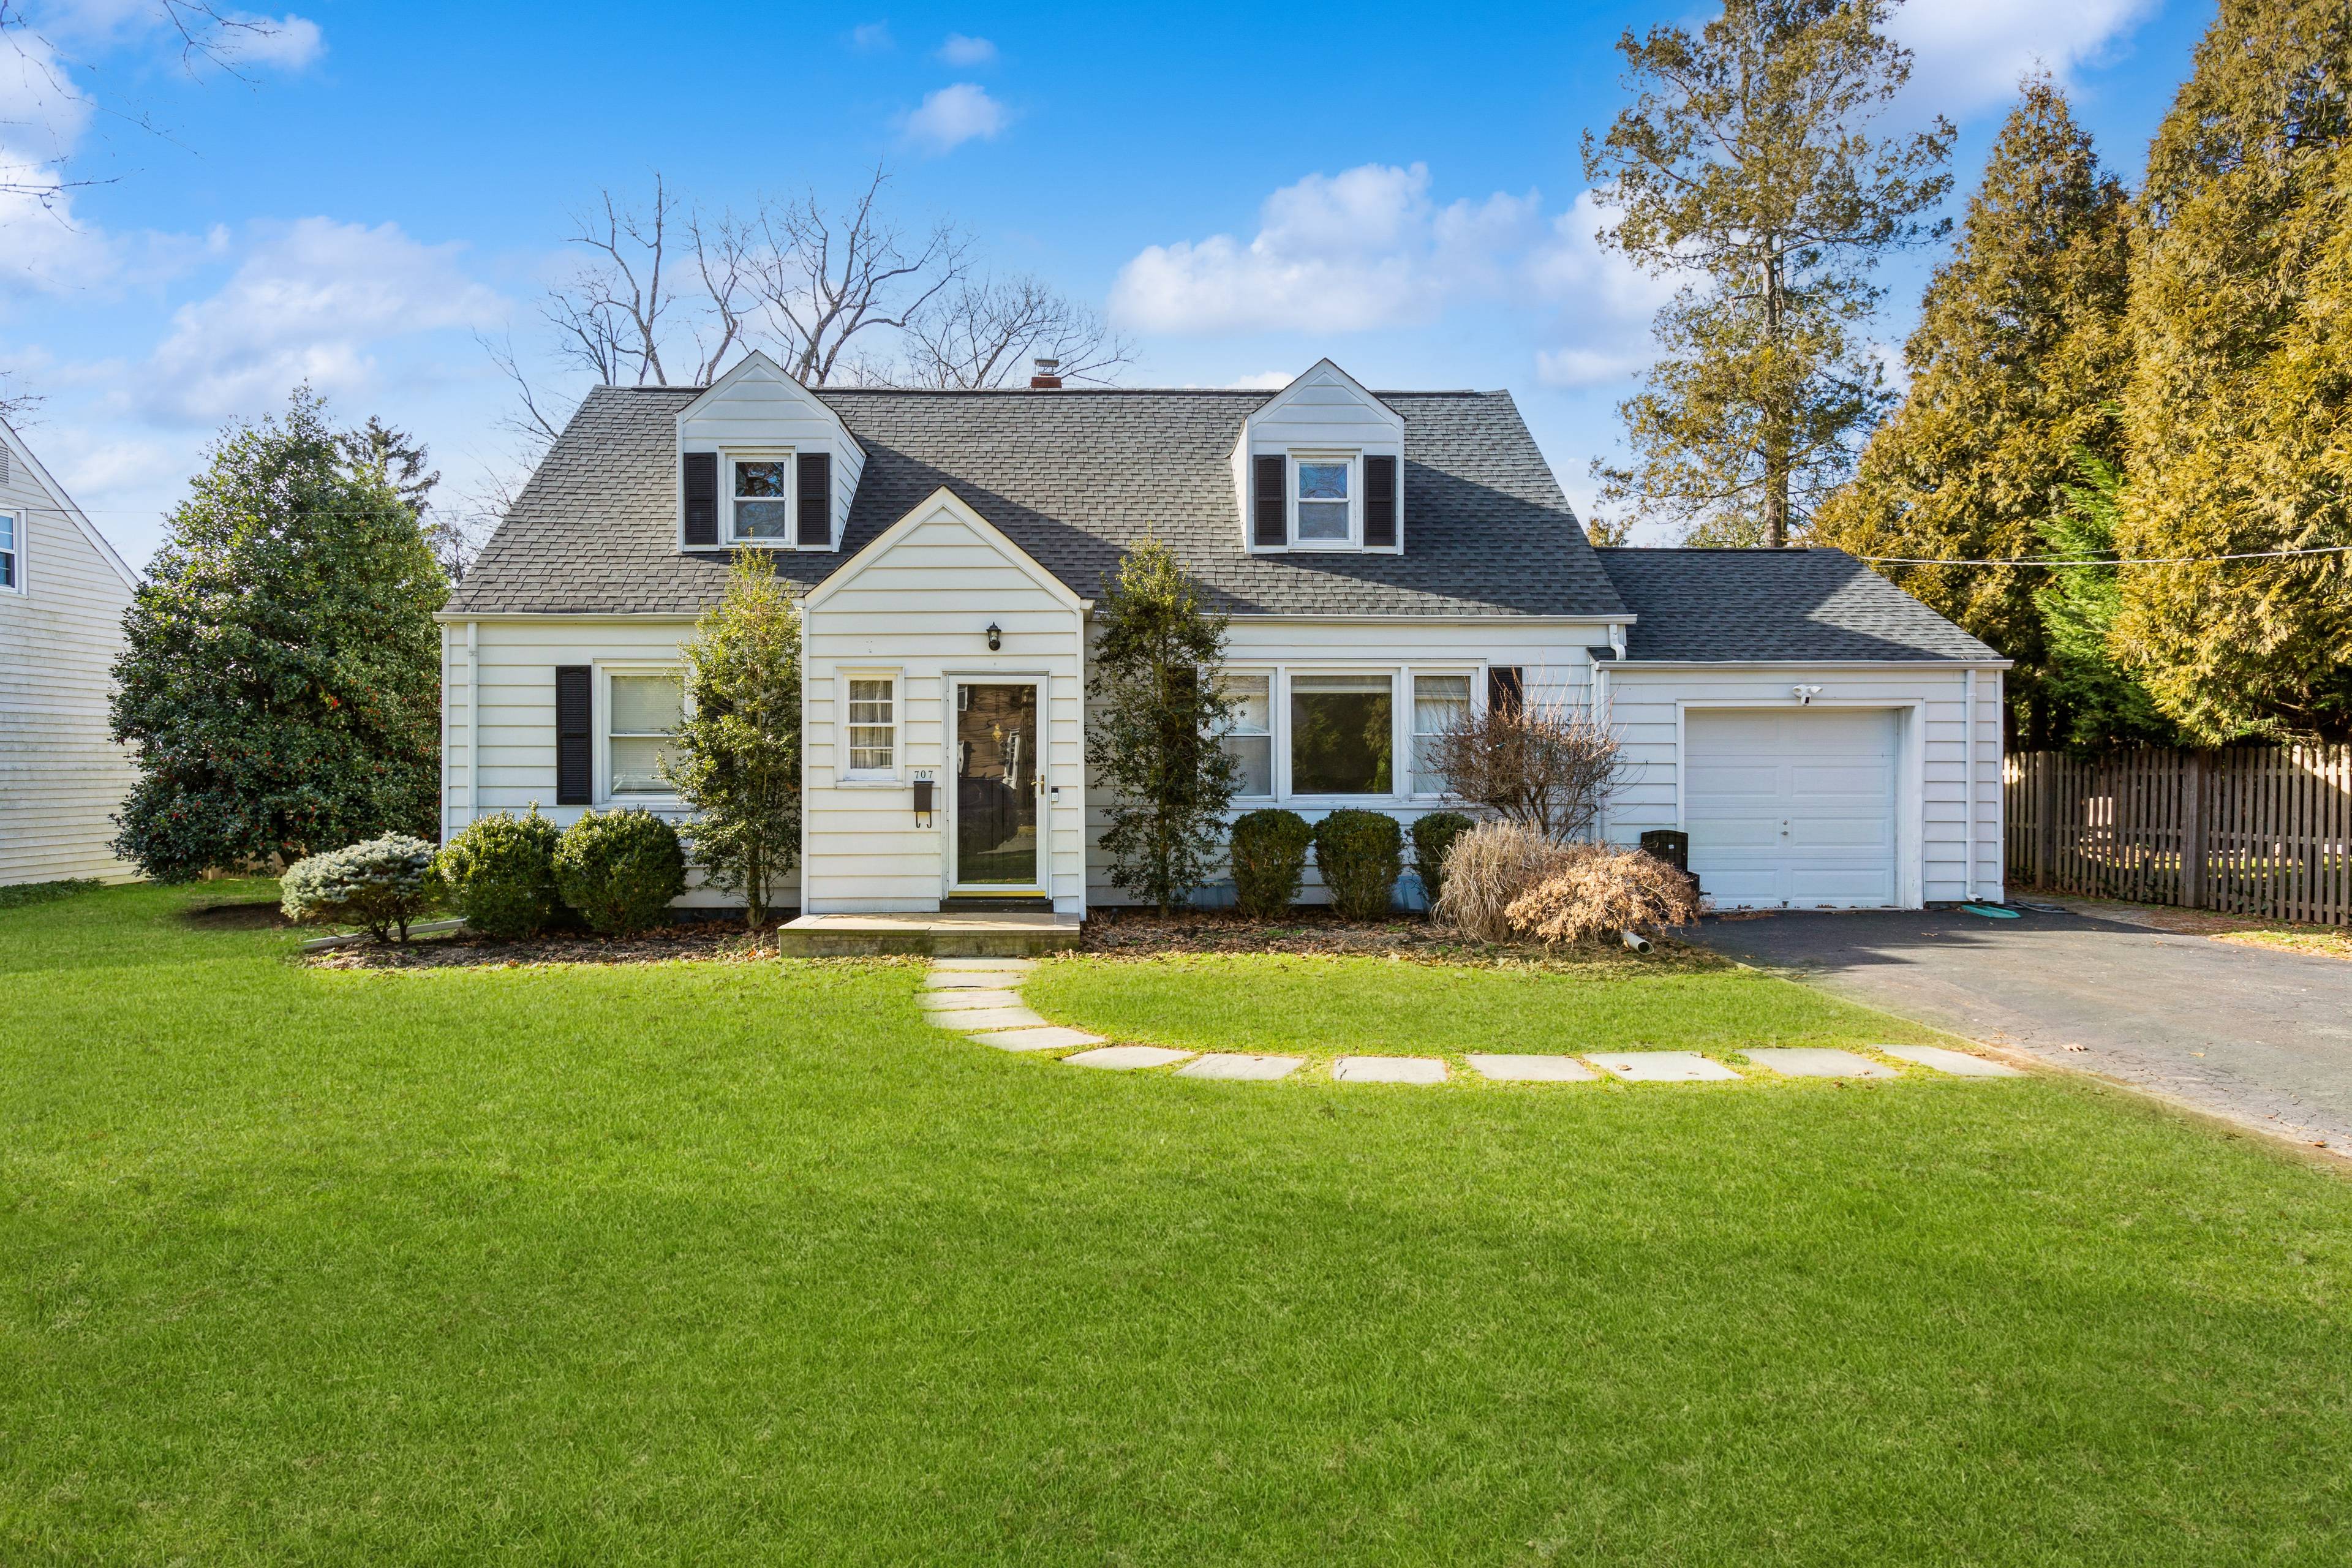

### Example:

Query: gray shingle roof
xmin=1596 ymin=547 xmax=2004 ymax=663
xmin=448 ymin=384 xmax=1628 ymax=619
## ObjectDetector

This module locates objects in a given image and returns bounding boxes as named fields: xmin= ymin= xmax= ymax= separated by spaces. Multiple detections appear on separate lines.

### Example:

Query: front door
xmin=952 ymin=681 xmax=1040 ymax=888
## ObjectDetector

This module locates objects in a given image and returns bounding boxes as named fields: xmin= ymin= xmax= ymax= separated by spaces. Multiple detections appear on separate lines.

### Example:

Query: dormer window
xmin=1294 ymin=456 xmax=1353 ymax=544
xmin=731 ymin=456 xmax=793 ymax=541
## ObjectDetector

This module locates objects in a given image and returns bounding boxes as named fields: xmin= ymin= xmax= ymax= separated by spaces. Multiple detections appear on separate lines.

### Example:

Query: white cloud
xmin=1890 ymin=0 xmax=2158 ymax=109
xmin=219 ymin=12 xmax=326 ymax=71
xmin=1224 ymin=370 xmax=1295 ymax=390
xmin=849 ymin=20 xmax=893 ymax=51
xmin=936 ymin=32 xmax=997 ymax=67
xmin=1110 ymin=164 xmax=1672 ymax=375
xmin=900 ymin=82 xmax=1009 ymax=153
xmin=139 ymin=218 xmax=505 ymax=423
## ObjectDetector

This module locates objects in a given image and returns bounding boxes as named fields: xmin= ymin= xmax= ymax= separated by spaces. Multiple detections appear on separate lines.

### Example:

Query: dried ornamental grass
xmin=1430 ymin=820 xmax=1584 ymax=943
xmin=1503 ymin=848 xmax=1702 ymax=948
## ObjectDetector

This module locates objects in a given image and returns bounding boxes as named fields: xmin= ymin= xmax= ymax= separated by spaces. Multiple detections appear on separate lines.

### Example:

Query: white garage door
xmin=1684 ymin=708 xmax=1901 ymax=910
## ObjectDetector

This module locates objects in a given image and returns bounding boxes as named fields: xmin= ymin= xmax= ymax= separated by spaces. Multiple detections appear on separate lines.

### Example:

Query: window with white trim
xmin=1290 ymin=672 xmax=1393 ymax=795
xmin=0 ymin=511 xmax=16 ymax=590
xmin=1218 ymin=673 xmax=1272 ymax=797
xmin=845 ymin=675 xmax=897 ymax=776
xmin=731 ymin=456 xmax=793 ymax=541
xmin=1293 ymin=455 xmax=1353 ymax=544
xmin=607 ymin=671 xmax=683 ymax=797
xmin=1411 ymin=672 xmax=1471 ymax=794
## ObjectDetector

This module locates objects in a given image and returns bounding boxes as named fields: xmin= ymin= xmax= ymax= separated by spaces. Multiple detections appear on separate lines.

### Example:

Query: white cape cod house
xmin=440 ymin=353 xmax=2008 ymax=920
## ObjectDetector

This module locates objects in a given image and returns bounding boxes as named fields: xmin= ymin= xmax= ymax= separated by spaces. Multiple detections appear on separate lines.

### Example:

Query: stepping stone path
xmin=1742 ymin=1047 xmax=1898 ymax=1079
xmin=1880 ymin=1044 xmax=2026 ymax=1077
xmin=1177 ymin=1054 xmax=1305 ymax=1081
xmin=1588 ymin=1050 xmax=1741 ymax=1083
xmin=915 ymin=959 xmax=2026 ymax=1089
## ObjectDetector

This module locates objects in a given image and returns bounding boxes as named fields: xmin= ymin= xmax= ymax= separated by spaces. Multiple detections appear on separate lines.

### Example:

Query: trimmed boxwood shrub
xmin=1313 ymin=809 xmax=1404 ymax=921
xmin=279 ymin=834 xmax=439 ymax=941
xmin=1410 ymin=811 xmax=1476 ymax=907
xmin=437 ymin=809 xmax=562 ymax=938
xmin=554 ymin=809 xmax=687 ymax=935
xmin=1227 ymin=808 xmax=1313 ymax=918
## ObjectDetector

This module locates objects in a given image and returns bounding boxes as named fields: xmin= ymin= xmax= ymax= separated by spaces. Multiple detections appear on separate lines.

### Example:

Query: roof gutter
xmin=1604 ymin=656 xmax=2013 ymax=671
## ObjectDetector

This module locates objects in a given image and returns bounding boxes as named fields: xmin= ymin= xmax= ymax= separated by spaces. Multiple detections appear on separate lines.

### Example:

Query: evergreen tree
xmin=662 ymin=550 xmax=804 ymax=929
xmin=1583 ymin=0 xmax=1953 ymax=547
xmin=2032 ymin=456 xmax=2179 ymax=750
xmin=110 ymin=390 xmax=448 ymax=880
xmin=337 ymin=416 xmax=439 ymax=515
xmin=1814 ymin=77 xmax=2130 ymax=743
xmin=1085 ymin=541 xmax=1239 ymax=914
xmin=2114 ymin=0 xmax=2352 ymax=741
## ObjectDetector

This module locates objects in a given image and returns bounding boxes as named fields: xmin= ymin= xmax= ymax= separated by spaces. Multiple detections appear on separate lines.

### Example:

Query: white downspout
xmin=467 ymin=620 xmax=481 ymax=829
xmin=1962 ymin=667 xmax=1977 ymax=903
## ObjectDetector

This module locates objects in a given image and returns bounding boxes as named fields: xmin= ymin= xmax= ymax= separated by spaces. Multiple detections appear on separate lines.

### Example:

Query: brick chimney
xmin=1030 ymin=356 xmax=1063 ymax=390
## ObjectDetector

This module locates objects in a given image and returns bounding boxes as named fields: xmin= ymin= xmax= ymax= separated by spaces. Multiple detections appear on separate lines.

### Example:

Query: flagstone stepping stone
xmin=1741 ymin=1047 xmax=1897 ymax=1079
xmin=1880 ymin=1044 xmax=2026 ymax=1077
xmin=1465 ymin=1054 xmax=1599 ymax=1082
xmin=923 ymin=971 xmax=1033 ymax=989
xmin=931 ymin=957 xmax=1038 ymax=971
xmin=1065 ymin=1045 xmax=1194 ymax=1070
xmin=926 ymin=1007 xmax=1048 ymax=1031
xmin=1332 ymin=1056 xmax=1447 ymax=1084
xmin=1588 ymin=1050 xmax=1741 ymax=1083
xmin=1175 ymin=1053 xmax=1304 ymax=1081
xmin=918 ymin=989 xmax=1026 ymax=1011
xmin=968 ymin=1025 xmax=1105 ymax=1052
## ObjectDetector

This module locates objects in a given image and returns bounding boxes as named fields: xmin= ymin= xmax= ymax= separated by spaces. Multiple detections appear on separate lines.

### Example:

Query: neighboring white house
xmin=440 ymin=352 xmax=2008 ymax=916
xmin=0 ymin=418 xmax=140 ymax=885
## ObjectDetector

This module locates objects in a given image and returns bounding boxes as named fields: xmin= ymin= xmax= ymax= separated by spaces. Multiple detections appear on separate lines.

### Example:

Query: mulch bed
xmin=184 ymin=901 xmax=296 ymax=930
xmin=1077 ymin=908 xmax=1718 ymax=971
xmin=307 ymin=918 xmax=799 ymax=971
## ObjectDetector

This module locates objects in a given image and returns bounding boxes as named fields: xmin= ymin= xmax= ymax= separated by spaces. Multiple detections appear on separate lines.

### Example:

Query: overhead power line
xmin=1855 ymin=544 xmax=2352 ymax=567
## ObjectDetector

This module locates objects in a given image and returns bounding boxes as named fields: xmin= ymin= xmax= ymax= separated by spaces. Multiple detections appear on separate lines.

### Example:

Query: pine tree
xmin=110 ymin=390 xmax=448 ymax=879
xmin=1583 ymin=0 xmax=1953 ymax=547
xmin=337 ymin=416 xmax=439 ymax=516
xmin=2032 ymin=457 xmax=2179 ymax=750
xmin=1085 ymin=541 xmax=1239 ymax=914
xmin=1814 ymin=77 xmax=2130 ymax=743
xmin=2113 ymin=0 xmax=2352 ymax=742
xmin=662 ymin=550 xmax=804 ymax=929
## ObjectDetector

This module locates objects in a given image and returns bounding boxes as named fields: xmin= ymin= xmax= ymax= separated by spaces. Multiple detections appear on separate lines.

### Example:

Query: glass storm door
xmin=953 ymin=682 xmax=1040 ymax=887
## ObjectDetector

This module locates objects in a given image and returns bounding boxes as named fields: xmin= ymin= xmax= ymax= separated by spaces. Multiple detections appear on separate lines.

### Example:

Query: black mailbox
xmin=912 ymin=778 xmax=934 ymax=824
xmin=1639 ymin=829 xmax=1689 ymax=873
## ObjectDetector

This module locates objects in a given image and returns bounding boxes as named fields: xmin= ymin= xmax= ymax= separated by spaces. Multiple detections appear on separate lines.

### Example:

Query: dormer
xmin=676 ymin=350 xmax=865 ymax=553
xmin=1230 ymin=359 xmax=1406 ymax=555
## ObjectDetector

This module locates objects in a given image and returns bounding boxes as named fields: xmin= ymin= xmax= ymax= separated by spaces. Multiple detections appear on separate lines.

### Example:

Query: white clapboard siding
xmin=801 ymin=489 xmax=1089 ymax=915
xmin=0 ymin=424 xmax=139 ymax=884
xmin=1087 ymin=620 xmax=1606 ymax=908
xmin=1602 ymin=663 xmax=2004 ymax=908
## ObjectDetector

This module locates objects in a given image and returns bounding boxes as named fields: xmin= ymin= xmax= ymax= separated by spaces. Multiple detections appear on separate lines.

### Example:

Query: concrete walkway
xmin=916 ymin=959 xmax=2024 ymax=1087
xmin=1686 ymin=906 xmax=2352 ymax=1149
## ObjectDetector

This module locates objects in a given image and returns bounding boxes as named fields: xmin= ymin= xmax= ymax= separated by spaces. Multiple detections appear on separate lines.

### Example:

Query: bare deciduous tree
xmin=1426 ymin=698 xmax=1623 ymax=842
xmin=899 ymin=273 xmax=1134 ymax=389
xmin=545 ymin=175 xmax=743 ymax=388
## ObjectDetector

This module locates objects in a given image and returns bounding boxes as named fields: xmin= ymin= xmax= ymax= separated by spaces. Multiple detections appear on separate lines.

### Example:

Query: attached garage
xmin=1590 ymin=548 xmax=2013 ymax=912
xmin=1683 ymin=707 xmax=1904 ymax=910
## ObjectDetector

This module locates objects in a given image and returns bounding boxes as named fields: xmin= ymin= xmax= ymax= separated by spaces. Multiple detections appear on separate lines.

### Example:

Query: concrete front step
xmin=776 ymin=910 xmax=1081 ymax=957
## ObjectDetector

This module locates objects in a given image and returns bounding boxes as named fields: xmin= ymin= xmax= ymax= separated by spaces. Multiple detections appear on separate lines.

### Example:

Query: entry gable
xmin=802 ymin=486 xmax=1088 ymax=614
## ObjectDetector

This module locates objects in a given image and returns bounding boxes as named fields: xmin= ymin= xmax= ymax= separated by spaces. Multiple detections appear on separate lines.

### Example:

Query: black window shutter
xmin=796 ymin=451 xmax=832 ymax=547
xmin=1252 ymin=454 xmax=1286 ymax=547
xmin=1488 ymin=666 xmax=1525 ymax=718
xmin=682 ymin=451 xmax=718 ymax=546
xmin=555 ymin=666 xmax=593 ymax=805
xmin=1364 ymin=454 xmax=1397 ymax=547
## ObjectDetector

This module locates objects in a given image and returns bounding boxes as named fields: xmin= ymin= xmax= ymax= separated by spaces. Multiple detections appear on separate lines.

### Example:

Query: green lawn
xmin=5 ymin=884 xmax=2351 ymax=1564
xmin=1024 ymin=949 xmax=1950 ymax=1065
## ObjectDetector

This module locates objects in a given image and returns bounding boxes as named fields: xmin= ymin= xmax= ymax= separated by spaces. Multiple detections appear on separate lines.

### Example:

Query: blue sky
xmin=2 ymin=0 xmax=2217 ymax=567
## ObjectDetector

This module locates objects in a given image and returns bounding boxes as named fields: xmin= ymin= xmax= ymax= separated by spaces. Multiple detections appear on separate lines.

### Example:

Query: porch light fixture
xmin=986 ymin=622 xmax=1002 ymax=651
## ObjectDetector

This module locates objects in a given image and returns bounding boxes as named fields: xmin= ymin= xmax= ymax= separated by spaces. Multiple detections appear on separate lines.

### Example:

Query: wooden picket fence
xmin=2004 ymin=745 xmax=2352 ymax=925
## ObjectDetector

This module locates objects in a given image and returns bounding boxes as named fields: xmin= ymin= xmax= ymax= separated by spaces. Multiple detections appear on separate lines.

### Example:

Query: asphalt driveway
xmin=1688 ymin=905 xmax=2352 ymax=1151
